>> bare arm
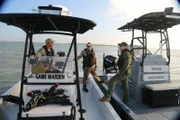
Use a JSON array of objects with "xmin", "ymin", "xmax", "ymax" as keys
[
  {"xmin": 74, "ymin": 50, "xmax": 84, "ymax": 60},
  {"xmin": 54, "ymin": 53, "xmax": 59, "ymax": 57},
  {"xmin": 36, "ymin": 53, "xmax": 41, "ymax": 56},
  {"xmin": 77, "ymin": 55, "xmax": 82, "ymax": 60}
]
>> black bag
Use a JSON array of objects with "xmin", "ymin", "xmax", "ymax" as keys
[{"xmin": 104, "ymin": 55, "xmax": 117, "ymax": 73}]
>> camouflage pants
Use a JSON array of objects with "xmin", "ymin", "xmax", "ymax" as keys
[
  {"xmin": 83, "ymin": 67, "xmax": 101, "ymax": 88},
  {"xmin": 106, "ymin": 72, "xmax": 129, "ymax": 103}
]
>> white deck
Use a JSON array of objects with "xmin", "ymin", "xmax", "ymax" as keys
[{"xmin": 81, "ymin": 82, "xmax": 106, "ymax": 120}]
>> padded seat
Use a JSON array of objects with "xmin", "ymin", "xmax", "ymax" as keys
[
  {"xmin": 145, "ymin": 83, "xmax": 179, "ymax": 91},
  {"xmin": 22, "ymin": 104, "xmax": 71, "ymax": 117}
]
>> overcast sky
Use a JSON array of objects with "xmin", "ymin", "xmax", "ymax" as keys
[{"xmin": 0, "ymin": 0, "xmax": 180, "ymax": 49}]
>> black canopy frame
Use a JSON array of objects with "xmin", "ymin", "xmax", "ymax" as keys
[
  {"xmin": 0, "ymin": 13, "xmax": 96, "ymax": 120},
  {"xmin": 0, "ymin": 13, "xmax": 95, "ymax": 34},
  {"xmin": 118, "ymin": 8, "xmax": 180, "ymax": 66}
]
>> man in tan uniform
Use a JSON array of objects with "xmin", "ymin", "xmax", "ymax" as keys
[
  {"xmin": 33, "ymin": 38, "xmax": 59, "ymax": 74},
  {"xmin": 36, "ymin": 38, "xmax": 59, "ymax": 56},
  {"xmin": 76, "ymin": 42, "xmax": 102, "ymax": 92}
]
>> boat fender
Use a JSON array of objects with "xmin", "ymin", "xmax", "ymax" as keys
[{"xmin": 1, "ymin": 95, "xmax": 23, "ymax": 105}]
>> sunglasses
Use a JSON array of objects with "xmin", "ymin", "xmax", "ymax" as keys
[{"xmin": 47, "ymin": 42, "xmax": 54, "ymax": 44}]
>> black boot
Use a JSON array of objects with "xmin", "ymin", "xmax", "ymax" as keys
[
  {"xmin": 83, "ymin": 83, "xmax": 88, "ymax": 92},
  {"xmin": 82, "ymin": 87, "xmax": 89, "ymax": 92}
]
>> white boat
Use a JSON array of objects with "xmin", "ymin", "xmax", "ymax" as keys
[
  {"xmin": 0, "ymin": 5, "xmax": 121, "ymax": 120},
  {"xmin": 102, "ymin": 7, "xmax": 180, "ymax": 120}
]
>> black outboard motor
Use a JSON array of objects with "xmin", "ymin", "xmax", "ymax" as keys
[
  {"xmin": 104, "ymin": 55, "xmax": 117, "ymax": 74},
  {"xmin": 57, "ymin": 51, "xmax": 65, "ymax": 57}
]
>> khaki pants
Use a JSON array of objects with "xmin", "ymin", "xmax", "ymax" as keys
[
  {"xmin": 106, "ymin": 72, "xmax": 129, "ymax": 103},
  {"xmin": 83, "ymin": 67, "xmax": 101, "ymax": 88}
]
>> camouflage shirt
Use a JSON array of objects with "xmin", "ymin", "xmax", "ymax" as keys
[{"xmin": 117, "ymin": 49, "xmax": 132, "ymax": 75}]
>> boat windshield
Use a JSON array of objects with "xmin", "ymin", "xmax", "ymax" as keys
[{"xmin": 27, "ymin": 56, "xmax": 73, "ymax": 80}]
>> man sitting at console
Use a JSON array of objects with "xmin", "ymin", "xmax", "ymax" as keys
[
  {"xmin": 36, "ymin": 38, "xmax": 59, "ymax": 56},
  {"xmin": 32, "ymin": 38, "xmax": 60, "ymax": 74}
]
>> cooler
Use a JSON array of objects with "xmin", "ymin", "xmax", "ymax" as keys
[{"xmin": 142, "ymin": 83, "xmax": 179, "ymax": 108}]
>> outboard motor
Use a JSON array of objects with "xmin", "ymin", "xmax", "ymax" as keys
[
  {"xmin": 104, "ymin": 55, "xmax": 117, "ymax": 74},
  {"xmin": 57, "ymin": 51, "xmax": 65, "ymax": 57}
]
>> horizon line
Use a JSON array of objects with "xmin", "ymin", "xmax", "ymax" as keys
[{"xmin": 0, "ymin": 40, "xmax": 180, "ymax": 50}]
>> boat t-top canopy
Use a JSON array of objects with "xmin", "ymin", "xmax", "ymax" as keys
[
  {"xmin": 117, "ymin": 8, "xmax": 180, "ymax": 66},
  {"xmin": 118, "ymin": 7, "xmax": 180, "ymax": 31},
  {"xmin": 0, "ymin": 13, "xmax": 96, "ymax": 34},
  {"xmin": 0, "ymin": 6, "xmax": 97, "ymax": 120}
]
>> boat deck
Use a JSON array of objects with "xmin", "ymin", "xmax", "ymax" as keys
[
  {"xmin": 100, "ymin": 75, "xmax": 180, "ymax": 120},
  {"xmin": 80, "ymin": 80, "xmax": 106, "ymax": 120},
  {"xmin": 79, "ymin": 75, "xmax": 121, "ymax": 120}
]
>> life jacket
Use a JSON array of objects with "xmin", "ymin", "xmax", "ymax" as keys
[
  {"xmin": 83, "ymin": 48, "xmax": 95, "ymax": 68},
  {"xmin": 117, "ymin": 49, "xmax": 132, "ymax": 72},
  {"xmin": 42, "ymin": 45, "xmax": 54, "ymax": 56}
]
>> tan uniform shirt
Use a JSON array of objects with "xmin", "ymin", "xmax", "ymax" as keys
[
  {"xmin": 37, "ymin": 47, "xmax": 46, "ymax": 56},
  {"xmin": 78, "ymin": 49, "xmax": 97, "ymax": 66},
  {"xmin": 37, "ymin": 47, "xmax": 55, "ymax": 56},
  {"xmin": 78, "ymin": 49, "xmax": 96, "ymax": 58}
]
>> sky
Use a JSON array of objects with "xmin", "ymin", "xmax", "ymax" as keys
[{"xmin": 0, "ymin": 0, "xmax": 180, "ymax": 49}]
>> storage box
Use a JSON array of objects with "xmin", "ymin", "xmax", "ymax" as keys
[{"xmin": 142, "ymin": 83, "xmax": 179, "ymax": 108}]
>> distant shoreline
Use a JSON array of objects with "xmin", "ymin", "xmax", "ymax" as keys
[{"xmin": 0, "ymin": 40, "xmax": 116, "ymax": 47}]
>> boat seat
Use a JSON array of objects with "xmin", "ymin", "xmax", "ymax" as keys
[
  {"xmin": 145, "ymin": 83, "xmax": 179, "ymax": 91},
  {"xmin": 143, "ymin": 55, "xmax": 167, "ymax": 65},
  {"xmin": 21, "ymin": 104, "xmax": 72, "ymax": 118}
]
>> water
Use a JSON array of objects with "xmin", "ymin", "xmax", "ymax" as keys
[{"xmin": 0, "ymin": 41, "xmax": 180, "ymax": 94}]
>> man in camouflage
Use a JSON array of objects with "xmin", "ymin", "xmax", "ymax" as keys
[{"xmin": 99, "ymin": 42, "xmax": 132, "ymax": 105}]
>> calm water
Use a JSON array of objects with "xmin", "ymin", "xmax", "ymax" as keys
[{"xmin": 0, "ymin": 41, "xmax": 180, "ymax": 94}]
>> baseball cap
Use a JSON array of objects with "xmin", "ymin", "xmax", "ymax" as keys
[
  {"xmin": 86, "ymin": 42, "xmax": 92, "ymax": 47},
  {"xmin": 45, "ymin": 38, "xmax": 55, "ymax": 44},
  {"xmin": 118, "ymin": 42, "xmax": 128, "ymax": 47}
]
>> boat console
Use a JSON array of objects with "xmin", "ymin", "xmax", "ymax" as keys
[{"xmin": 21, "ymin": 56, "xmax": 76, "ymax": 119}]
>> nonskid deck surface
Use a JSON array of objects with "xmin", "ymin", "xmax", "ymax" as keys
[
  {"xmin": 80, "ymin": 81, "xmax": 106, "ymax": 120},
  {"xmin": 102, "ymin": 77, "xmax": 180, "ymax": 120},
  {"xmin": 78, "ymin": 74, "xmax": 121, "ymax": 120}
]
